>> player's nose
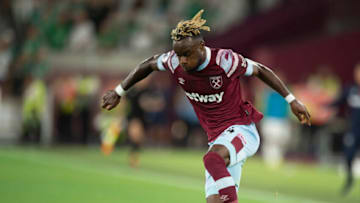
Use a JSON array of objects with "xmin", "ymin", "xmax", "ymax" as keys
[
  {"xmin": 180, "ymin": 56, "xmax": 187, "ymax": 64},
  {"xmin": 180, "ymin": 57, "xmax": 188, "ymax": 68}
]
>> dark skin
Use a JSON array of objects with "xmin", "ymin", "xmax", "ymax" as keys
[{"xmin": 102, "ymin": 36, "xmax": 311, "ymax": 203}]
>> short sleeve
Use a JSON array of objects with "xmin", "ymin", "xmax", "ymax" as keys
[
  {"xmin": 156, "ymin": 52, "xmax": 171, "ymax": 71},
  {"xmin": 244, "ymin": 58, "xmax": 257, "ymax": 76},
  {"xmin": 216, "ymin": 49, "xmax": 249, "ymax": 79}
]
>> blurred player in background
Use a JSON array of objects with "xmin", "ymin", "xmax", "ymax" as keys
[
  {"xmin": 101, "ymin": 10, "xmax": 311, "ymax": 203},
  {"xmin": 125, "ymin": 79, "xmax": 150, "ymax": 168},
  {"xmin": 331, "ymin": 63, "xmax": 360, "ymax": 195}
]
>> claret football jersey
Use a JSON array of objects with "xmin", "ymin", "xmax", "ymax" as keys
[{"xmin": 157, "ymin": 46, "xmax": 263, "ymax": 142}]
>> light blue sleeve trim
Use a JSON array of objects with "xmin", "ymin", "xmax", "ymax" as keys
[
  {"xmin": 244, "ymin": 58, "xmax": 256, "ymax": 76},
  {"xmin": 157, "ymin": 54, "xmax": 166, "ymax": 71}
]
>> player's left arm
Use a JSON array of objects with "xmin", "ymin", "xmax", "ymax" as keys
[{"xmin": 250, "ymin": 60, "xmax": 311, "ymax": 126}]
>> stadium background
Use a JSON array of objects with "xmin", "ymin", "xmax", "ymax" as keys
[{"xmin": 1, "ymin": 0, "xmax": 360, "ymax": 202}]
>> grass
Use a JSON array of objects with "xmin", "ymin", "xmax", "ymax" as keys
[{"xmin": 0, "ymin": 146, "xmax": 359, "ymax": 203}]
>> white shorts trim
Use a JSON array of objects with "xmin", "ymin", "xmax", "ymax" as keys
[{"xmin": 215, "ymin": 176, "xmax": 235, "ymax": 190}]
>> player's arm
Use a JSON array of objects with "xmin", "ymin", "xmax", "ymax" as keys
[
  {"xmin": 250, "ymin": 60, "xmax": 311, "ymax": 126},
  {"xmin": 102, "ymin": 55, "xmax": 161, "ymax": 110}
]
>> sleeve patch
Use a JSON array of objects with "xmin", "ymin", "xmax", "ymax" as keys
[
  {"xmin": 157, "ymin": 54, "xmax": 167, "ymax": 71},
  {"xmin": 227, "ymin": 52, "xmax": 239, "ymax": 77},
  {"xmin": 166, "ymin": 51, "xmax": 177, "ymax": 73},
  {"xmin": 216, "ymin": 49, "xmax": 234, "ymax": 74},
  {"xmin": 162, "ymin": 52, "xmax": 170, "ymax": 63},
  {"xmin": 170, "ymin": 54, "xmax": 179, "ymax": 73}
]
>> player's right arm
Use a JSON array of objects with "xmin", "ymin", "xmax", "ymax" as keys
[
  {"xmin": 101, "ymin": 54, "xmax": 162, "ymax": 110},
  {"xmin": 251, "ymin": 61, "xmax": 311, "ymax": 126},
  {"xmin": 216, "ymin": 49, "xmax": 311, "ymax": 126}
]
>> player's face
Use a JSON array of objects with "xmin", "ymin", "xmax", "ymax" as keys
[{"xmin": 173, "ymin": 38, "xmax": 205, "ymax": 72}]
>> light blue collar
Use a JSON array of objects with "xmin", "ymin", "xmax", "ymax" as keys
[{"xmin": 196, "ymin": 46, "xmax": 211, "ymax": 71}]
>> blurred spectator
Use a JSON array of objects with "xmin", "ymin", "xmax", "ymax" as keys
[
  {"xmin": 293, "ymin": 68, "xmax": 339, "ymax": 158},
  {"xmin": 42, "ymin": 5, "xmax": 72, "ymax": 51},
  {"xmin": 54, "ymin": 76, "xmax": 77, "ymax": 143},
  {"xmin": 125, "ymin": 78, "xmax": 150, "ymax": 167},
  {"xmin": 172, "ymin": 88, "xmax": 205, "ymax": 148},
  {"xmin": 97, "ymin": 11, "xmax": 123, "ymax": 51},
  {"xmin": 21, "ymin": 77, "xmax": 47, "ymax": 143},
  {"xmin": 315, "ymin": 65, "xmax": 340, "ymax": 98},
  {"xmin": 11, "ymin": 23, "xmax": 48, "ymax": 95},
  {"xmin": 95, "ymin": 98, "xmax": 126, "ymax": 155},
  {"xmin": 330, "ymin": 63, "xmax": 360, "ymax": 195},
  {"xmin": 53, "ymin": 74, "xmax": 100, "ymax": 144},
  {"xmin": 138, "ymin": 74, "xmax": 172, "ymax": 145},
  {"xmin": 68, "ymin": 7, "xmax": 96, "ymax": 52},
  {"xmin": 85, "ymin": 0, "xmax": 117, "ymax": 34},
  {"xmin": 260, "ymin": 85, "xmax": 291, "ymax": 169},
  {"xmin": 0, "ymin": 30, "xmax": 13, "ymax": 82},
  {"xmin": 12, "ymin": 0, "xmax": 36, "ymax": 24},
  {"xmin": 73, "ymin": 75, "xmax": 100, "ymax": 144}
]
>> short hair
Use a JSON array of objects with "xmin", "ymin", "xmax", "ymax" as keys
[{"xmin": 171, "ymin": 9, "xmax": 210, "ymax": 41}]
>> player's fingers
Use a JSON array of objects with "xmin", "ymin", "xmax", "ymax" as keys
[
  {"xmin": 106, "ymin": 103, "xmax": 116, "ymax": 110},
  {"xmin": 296, "ymin": 112, "xmax": 303, "ymax": 122},
  {"xmin": 103, "ymin": 104, "xmax": 110, "ymax": 110},
  {"xmin": 307, "ymin": 119, "xmax": 311, "ymax": 126},
  {"xmin": 103, "ymin": 100, "xmax": 113, "ymax": 110},
  {"xmin": 101, "ymin": 100, "xmax": 109, "ymax": 108},
  {"xmin": 300, "ymin": 117, "xmax": 306, "ymax": 124},
  {"xmin": 299, "ymin": 112, "xmax": 311, "ymax": 126},
  {"xmin": 110, "ymin": 102, "xmax": 118, "ymax": 109},
  {"xmin": 299, "ymin": 113, "xmax": 307, "ymax": 124},
  {"xmin": 102, "ymin": 93, "xmax": 109, "ymax": 100}
]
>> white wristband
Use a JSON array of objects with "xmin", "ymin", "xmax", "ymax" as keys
[
  {"xmin": 115, "ymin": 84, "xmax": 126, "ymax": 97},
  {"xmin": 285, "ymin": 94, "xmax": 296, "ymax": 103}
]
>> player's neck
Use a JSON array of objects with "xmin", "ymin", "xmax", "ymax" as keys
[
  {"xmin": 196, "ymin": 47, "xmax": 207, "ymax": 69},
  {"xmin": 200, "ymin": 47, "xmax": 207, "ymax": 65}
]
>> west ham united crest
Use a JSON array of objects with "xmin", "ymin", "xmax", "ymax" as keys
[{"xmin": 209, "ymin": 76, "xmax": 223, "ymax": 89}]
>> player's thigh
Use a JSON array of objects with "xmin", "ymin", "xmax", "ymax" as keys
[
  {"xmin": 208, "ymin": 144, "xmax": 231, "ymax": 166},
  {"xmin": 211, "ymin": 124, "xmax": 260, "ymax": 167}
]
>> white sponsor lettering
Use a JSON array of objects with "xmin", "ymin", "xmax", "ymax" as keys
[{"xmin": 185, "ymin": 91, "xmax": 224, "ymax": 103}]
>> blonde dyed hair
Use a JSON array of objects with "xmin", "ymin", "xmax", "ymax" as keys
[{"xmin": 171, "ymin": 9, "xmax": 210, "ymax": 41}]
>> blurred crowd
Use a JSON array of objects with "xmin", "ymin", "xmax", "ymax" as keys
[
  {"xmin": 0, "ymin": 0, "xmax": 288, "ymax": 97},
  {"xmin": 0, "ymin": 0, "xmax": 282, "ymax": 148},
  {"xmin": 1, "ymin": 0, "xmax": 269, "ymax": 96}
]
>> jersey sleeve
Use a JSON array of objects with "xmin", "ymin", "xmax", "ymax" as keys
[
  {"xmin": 216, "ymin": 49, "xmax": 254, "ymax": 79},
  {"xmin": 156, "ymin": 52, "xmax": 170, "ymax": 71},
  {"xmin": 156, "ymin": 50, "xmax": 178, "ymax": 73}
]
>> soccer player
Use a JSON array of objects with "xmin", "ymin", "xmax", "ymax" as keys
[
  {"xmin": 331, "ymin": 63, "xmax": 360, "ymax": 195},
  {"xmin": 102, "ymin": 10, "xmax": 311, "ymax": 203}
]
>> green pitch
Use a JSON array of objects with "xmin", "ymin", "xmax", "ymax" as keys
[{"xmin": 0, "ymin": 146, "xmax": 359, "ymax": 203}]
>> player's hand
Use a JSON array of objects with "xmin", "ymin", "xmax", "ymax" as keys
[
  {"xmin": 290, "ymin": 100, "xmax": 311, "ymax": 126},
  {"xmin": 102, "ymin": 90, "xmax": 121, "ymax": 110}
]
